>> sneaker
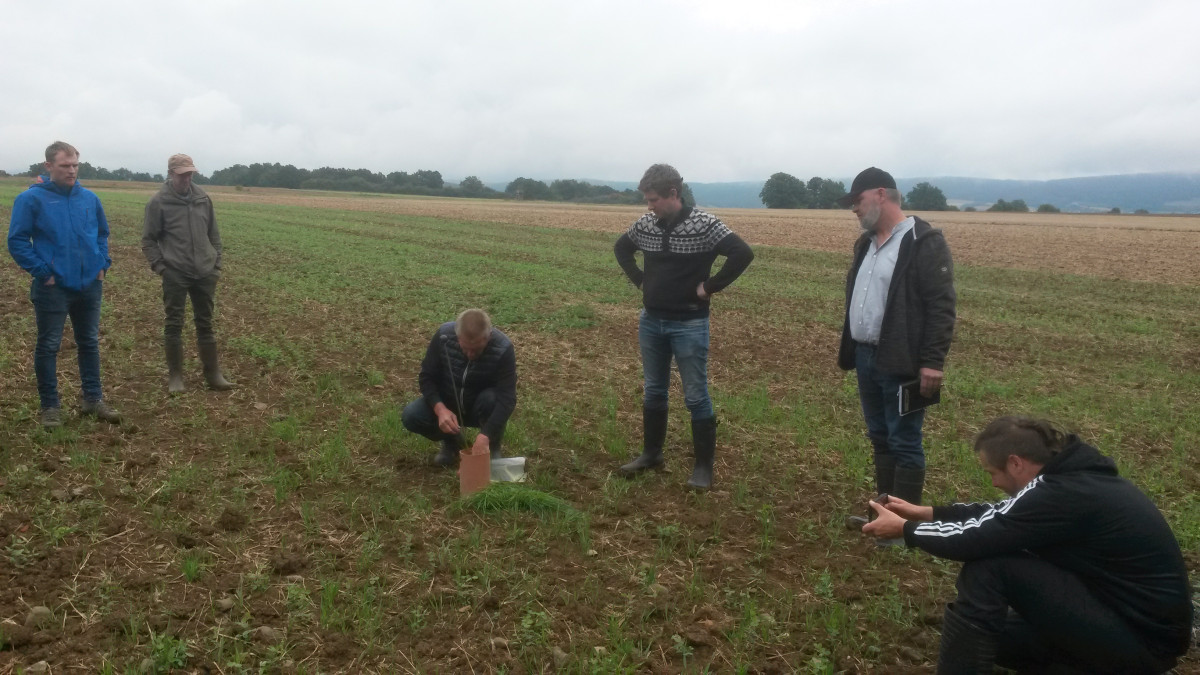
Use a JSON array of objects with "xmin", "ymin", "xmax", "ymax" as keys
[
  {"xmin": 40, "ymin": 407, "xmax": 63, "ymax": 429},
  {"xmin": 80, "ymin": 399, "xmax": 122, "ymax": 424}
]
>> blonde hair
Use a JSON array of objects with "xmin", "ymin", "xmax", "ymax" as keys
[
  {"xmin": 45, "ymin": 141, "xmax": 79, "ymax": 162},
  {"xmin": 454, "ymin": 309, "xmax": 492, "ymax": 340}
]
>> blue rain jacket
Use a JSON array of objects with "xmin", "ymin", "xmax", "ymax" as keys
[{"xmin": 7, "ymin": 177, "xmax": 111, "ymax": 291}]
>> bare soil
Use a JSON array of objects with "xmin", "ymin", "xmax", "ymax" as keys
[{"xmin": 2, "ymin": 186, "xmax": 1196, "ymax": 673}]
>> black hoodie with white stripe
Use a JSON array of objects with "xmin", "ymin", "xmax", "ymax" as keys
[{"xmin": 905, "ymin": 437, "xmax": 1192, "ymax": 656}]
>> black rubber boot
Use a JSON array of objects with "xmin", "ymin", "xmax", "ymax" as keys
[
  {"xmin": 873, "ymin": 452, "xmax": 897, "ymax": 500},
  {"xmin": 489, "ymin": 437, "xmax": 503, "ymax": 460},
  {"xmin": 165, "ymin": 337, "xmax": 186, "ymax": 394},
  {"xmin": 619, "ymin": 407, "xmax": 668, "ymax": 476},
  {"xmin": 198, "ymin": 341, "xmax": 234, "ymax": 391},
  {"xmin": 433, "ymin": 435, "xmax": 463, "ymax": 467},
  {"xmin": 937, "ymin": 604, "xmax": 997, "ymax": 674},
  {"xmin": 894, "ymin": 466, "xmax": 926, "ymax": 506},
  {"xmin": 686, "ymin": 417, "xmax": 717, "ymax": 490}
]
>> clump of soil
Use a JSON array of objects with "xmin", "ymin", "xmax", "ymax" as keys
[
  {"xmin": 217, "ymin": 507, "xmax": 248, "ymax": 532},
  {"xmin": 269, "ymin": 549, "xmax": 306, "ymax": 575}
]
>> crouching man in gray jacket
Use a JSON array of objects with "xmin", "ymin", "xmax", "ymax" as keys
[{"xmin": 142, "ymin": 154, "xmax": 233, "ymax": 394}]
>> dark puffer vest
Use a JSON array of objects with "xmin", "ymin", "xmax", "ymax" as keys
[{"xmin": 418, "ymin": 322, "xmax": 517, "ymax": 438}]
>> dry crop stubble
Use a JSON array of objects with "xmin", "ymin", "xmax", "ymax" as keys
[
  {"xmin": 173, "ymin": 184, "xmax": 1200, "ymax": 285},
  {"xmin": 81, "ymin": 180, "xmax": 1200, "ymax": 284}
]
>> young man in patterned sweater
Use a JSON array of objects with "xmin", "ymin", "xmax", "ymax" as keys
[{"xmin": 614, "ymin": 164, "xmax": 753, "ymax": 489}]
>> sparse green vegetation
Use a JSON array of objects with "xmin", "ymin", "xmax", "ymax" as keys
[{"xmin": 0, "ymin": 181, "xmax": 1195, "ymax": 672}]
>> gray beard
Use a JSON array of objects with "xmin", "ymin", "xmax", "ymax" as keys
[{"xmin": 858, "ymin": 208, "xmax": 880, "ymax": 232}]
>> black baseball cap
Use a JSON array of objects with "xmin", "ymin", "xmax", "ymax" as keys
[{"xmin": 836, "ymin": 167, "xmax": 897, "ymax": 207}]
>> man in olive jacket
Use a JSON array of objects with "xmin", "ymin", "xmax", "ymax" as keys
[
  {"xmin": 836, "ymin": 167, "xmax": 955, "ymax": 519},
  {"xmin": 142, "ymin": 154, "xmax": 233, "ymax": 393}
]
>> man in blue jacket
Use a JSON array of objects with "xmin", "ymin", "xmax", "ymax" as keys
[
  {"xmin": 7, "ymin": 141, "xmax": 121, "ymax": 428},
  {"xmin": 864, "ymin": 416, "xmax": 1193, "ymax": 674}
]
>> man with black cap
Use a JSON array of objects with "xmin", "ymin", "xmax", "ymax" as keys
[
  {"xmin": 836, "ymin": 167, "xmax": 955, "ymax": 536},
  {"xmin": 142, "ymin": 153, "xmax": 234, "ymax": 394}
]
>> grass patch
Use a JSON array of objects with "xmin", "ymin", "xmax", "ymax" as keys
[{"xmin": 452, "ymin": 482, "xmax": 580, "ymax": 518}]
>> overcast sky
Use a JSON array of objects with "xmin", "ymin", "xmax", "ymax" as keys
[{"xmin": 3, "ymin": 0, "xmax": 1197, "ymax": 183}]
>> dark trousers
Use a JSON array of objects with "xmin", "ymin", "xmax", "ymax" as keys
[
  {"xmin": 30, "ymin": 278, "xmax": 104, "ymax": 409},
  {"xmin": 855, "ymin": 343, "xmax": 926, "ymax": 469},
  {"xmin": 162, "ymin": 268, "xmax": 219, "ymax": 344},
  {"xmin": 401, "ymin": 389, "xmax": 506, "ymax": 446},
  {"xmin": 951, "ymin": 553, "xmax": 1175, "ymax": 674}
]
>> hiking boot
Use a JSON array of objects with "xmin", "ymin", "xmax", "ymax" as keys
[
  {"xmin": 199, "ymin": 342, "xmax": 234, "ymax": 391},
  {"xmin": 40, "ymin": 407, "xmax": 63, "ymax": 429},
  {"xmin": 686, "ymin": 417, "xmax": 718, "ymax": 490},
  {"xmin": 80, "ymin": 399, "xmax": 121, "ymax": 424},
  {"xmin": 619, "ymin": 406, "xmax": 668, "ymax": 476}
]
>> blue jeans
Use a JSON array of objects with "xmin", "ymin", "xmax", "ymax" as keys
[
  {"xmin": 855, "ymin": 343, "xmax": 925, "ymax": 469},
  {"xmin": 30, "ymin": 278, "xmax": 104, "ymax": 409},
  {"xmin": 639, "ymin": 311, "xmax": 713, "ymax": 420}
]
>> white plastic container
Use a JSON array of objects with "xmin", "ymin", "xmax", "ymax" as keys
[{"xmin": 490, "ymin": 457, "xmax": 526, "ymax": 482}]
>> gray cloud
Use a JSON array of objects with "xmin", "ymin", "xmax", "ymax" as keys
[{"xmin": 3, "ymin": 0, "xmax": 1197, "ymax": 182}]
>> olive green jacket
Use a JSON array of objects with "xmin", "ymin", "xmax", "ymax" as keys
[{"xmin": 141, "ymin": 182, "xmax": 222, "ymax": 278}]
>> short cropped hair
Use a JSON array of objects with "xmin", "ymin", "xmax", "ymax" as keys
[
  {"xmin": 455, "ymin": 308, "xmax": 492, "ymax": 340},
  {"xmin": 45, "ymin": 141, "xmax": 79, "ymax": 162},
  {"xmin": 638, "ymin": 164, "xmax": 683, "ymax": 199},
  {"xmin": 974, "ymin": 416, "xmax": 1067, "ymax": 468},
  {"xmin": 884, "ymin": 188, "xmax": 902, "ymax": 205}
]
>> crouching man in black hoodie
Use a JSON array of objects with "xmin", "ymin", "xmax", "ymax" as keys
[{"xmin": 864, "ymin": 416, "xmax": 1192, "ymax": 674}]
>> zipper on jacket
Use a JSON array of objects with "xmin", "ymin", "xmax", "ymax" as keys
[{"xmin": 458, "ymin": 362, "xmax": 470, "ymax": 415}]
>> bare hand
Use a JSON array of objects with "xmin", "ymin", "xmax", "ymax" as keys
[
  {"xmin": 97, "ymin": 269, "xmax": 105, "ymax": 281},
  {"xmin": 696, "ymin": 282, "xmax": 709, "ymax": 300},
  {"xmin": 919, "ymin": 367, "xmax": 943, "ymax": 399},
  {"xmin": 862, "ymin": 501, "xmax": 907, "ymax": 539},
  {"xmin": 472, "ymin": 433, "xmax": 490, "ymax": 455},
  {"xmin": 879, "ymin": 495, "xmax": 934, "ymax": 522},
  {"xmin": 44, "ymin": 277, "xmax": 56, "ymax": 286},
  {"xmin": 434, "ymin": 403, "xmax": 460, "ymax": 435}
]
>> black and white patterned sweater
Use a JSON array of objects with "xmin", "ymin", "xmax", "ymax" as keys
[{"xmin": 614, "ymin": 206, "xmax": 753, "ymax": 320}]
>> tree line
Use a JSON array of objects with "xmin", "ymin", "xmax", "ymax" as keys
[
  {"xmin": 16, "ymin": 160, "xmax": 1109, "ymax": 213},
  {"xmin": 25, "ymin": 161, "xmax": 164, "ymax": 184},
  {"xmin": 18, "ymin": 160, "xmax": 681, "ymax": 206},
  {"xmin": 759, "ymin": 172, "xmax": 1083, "ymax": 213}
]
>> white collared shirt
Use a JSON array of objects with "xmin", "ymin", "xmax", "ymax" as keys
[{"xmin": 849, "ymin": 216, "xmax": 915, "ymax": 344}]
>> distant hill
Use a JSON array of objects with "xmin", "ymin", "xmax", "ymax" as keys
[
  {"xmin": 476, "ymin": 172, "xmax": 1200, "ymax": 213},
  {"xmin": 897, "ymin": 173, "xmax": 1200, "ymax": 214}
]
